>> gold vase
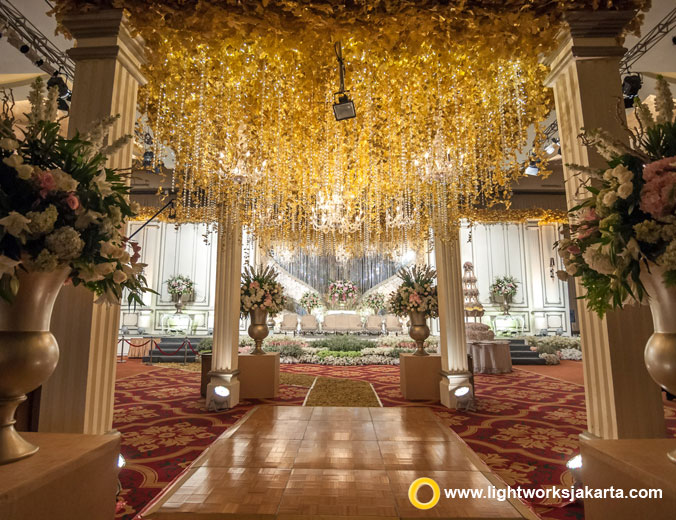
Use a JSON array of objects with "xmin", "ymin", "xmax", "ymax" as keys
[
  {"xmin": 248, "ymin": 308, "xmax": 269, "ymax": 355},
  {"xmin": 0, "ymin": 267, "xmax": 68, "ymax": 465},
  {"xmin": 640, "ymin": 264, "xmax": 676, "ymax": 464},
  {"xmin": 408, "ymin": 310, "xmax": 430, "ymax": 356}
]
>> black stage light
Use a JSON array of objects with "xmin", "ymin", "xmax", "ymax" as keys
[
  {"xmin": 622, "ymin": 74, "xmax": 642, "ymax": 108},
  {"xmin": 333, "ymin": 93, "xmax": 356, "ymax": 121},
  {"xmin": 332, "ymin": 41, "xmax": 356, "ymax": 121},
  {"xmin": 19, "ymin": 44, "xmax": 29, "ymax": 53}
]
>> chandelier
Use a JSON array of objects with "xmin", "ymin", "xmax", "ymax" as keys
[{"xmin": 310, "ymin": 189, "xmax": 364, "ymax": 234}]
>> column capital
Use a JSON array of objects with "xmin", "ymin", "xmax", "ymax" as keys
[
  {"xmin": 543, "ymin": 10, "xmax": 636, "ymax": 87},
  {"xmin": 62, "ymin": 8, "xmax": 146, "ymax": 86}
]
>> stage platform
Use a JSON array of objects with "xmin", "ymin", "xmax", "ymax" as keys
[{"xmin": 142, "ymin": 406, "xmax": 538, "ymax": 519}]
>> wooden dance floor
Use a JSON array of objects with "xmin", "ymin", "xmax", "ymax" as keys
[{"xmin": 144, "ymin": 406, "xmax": 538, "ymax": 519}]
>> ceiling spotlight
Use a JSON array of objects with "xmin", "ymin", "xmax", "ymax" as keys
[
  {"xmin": 525, "ymin": 161, "xmax": 539, "ymax": 176},
  {"xmin": 34, "ymin": 58, "xmax": 44, "ymax": 67},
  {"xmin": 143, "ymin": 150, "xmax": 154, "ymax": 167},
  {"xmin": 47, "ymin": 74, "xmax": 72, "ymax": 112},
  {"xmin": 545, "ymin": 138, "xmax": 560, "ymax": 156},
  {"xmin": 332, "ymin": 41, "xmax": 356, "ymax": 121},
  {"xmin": 19, "ymin": 44, "xmax": 29, "ymax": 54},
  {"xmin": 622, "ymin": 74, "xmax": 642, "ymax": 109}
]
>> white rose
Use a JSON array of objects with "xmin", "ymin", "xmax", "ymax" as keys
[
  {"xmin": 617, "ymin": 182, "xmax": 633, "ymax": 200},
  {"xmin": 0, "ymin": 138, "xmax": 19, "ymax": 151},
  {"xmin": 610, "ymin": 164, "xmax": 634, "ymax": 184},
  {"xmin": 113, "ymin": 270, "xmax": 128, "ymax": 284},
  {"xmin": 0, "ymin": 211, "xmax": 31, "ymax": 238}
]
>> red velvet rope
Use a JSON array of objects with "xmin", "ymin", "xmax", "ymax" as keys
[
  {"xmin": 153, "ymin": 339, "xmax": 197, "ymax": 356},
  {"xmin": 118, "ymin": 338, "xmax": 197, "ymax": 356}
]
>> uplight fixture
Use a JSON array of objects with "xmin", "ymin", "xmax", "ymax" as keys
[
  {"xmin": 452, "ymin": 385, "xmax": 475, "ymax": 411},
  {"xmin": 207, "ymin": 385, "xmax": 231, "ymax": 411},
  {"xmin": 117, "ymin": 454, "xmax": 126, "ymax": 468},
  {"xmin": 332, "ymin": 41, "xmax": 356, "ymax": 121}
]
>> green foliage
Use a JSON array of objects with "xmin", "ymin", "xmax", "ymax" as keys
[
  {"xmin": 197, "ymin": 337, "xmax": 213, "ymax": 352},
  {"xmin": 316, "ymin": 349, "xmax": 363, "ymax": 359},
  {"xmin": 311, "ymin": 335, "xmax": 373, "ymax": 352}
]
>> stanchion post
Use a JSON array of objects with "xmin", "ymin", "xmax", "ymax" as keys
[
  {"xmin": 118, "ymin": 335, "xmax": 126, "ymax": 364},
  {"xmin": 183, "ymin": 336, "xmax": 188, "ymax": 365}
]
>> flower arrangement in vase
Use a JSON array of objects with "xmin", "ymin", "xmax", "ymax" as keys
[
  {"xmin": 388, "ymin": 264, "xmax": 438, "ymax": 355},
  {"xmin": 489, "ymin": 275, "xmax": 519, "ymax": 314},
  {"xmin": 555, "ymin": 75, "xmax": 676, "ymax": 433},
  {"xmin": 327, "ymin": 279, "xmax": 358, "ymax": 308},
  {"xmin": 165, "ymin": 274, "xmax": 194, "ymax": 312},
  {"xmin": 299, "ymin": 291, "xmax": 322, "ymax": 314},
  {"xmin": 362, "ymin": 292, "xmax": 386, "ymax": 314},
  {"xmin": 240, "ymin": 264, "xmax": 286, "ymax": 354},
  {"xmin": 0, "ymin": 78, "xmax": 153, "ymax": 464}
]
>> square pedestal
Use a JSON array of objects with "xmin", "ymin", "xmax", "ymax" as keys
[
  {"xmin": 580, "ymin": 438, "xmax": 676, "ymax": 520},
  {"xmin": 239, "ymin": 352, "xmax": 280, "ymax": 399},
  {"xmin": 399, "ymin": 353, "xmax": 441, "ymax": 401},
  {"xmin": 0, "ymin": 432, "xmax": 120, "ymax": 520}
]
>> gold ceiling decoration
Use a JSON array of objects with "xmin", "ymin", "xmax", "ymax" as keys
[{"xmin": 52, "ymin": 0, "xmax": 648, "ymax": 256}]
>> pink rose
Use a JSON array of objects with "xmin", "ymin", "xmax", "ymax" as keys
[
  {"xmin": 577, "ymin": 225, "xmax": 597, "ymax": 239},
  {"xmin": 65, "ymin": 193, "xmax": 80, "ymax": 210},
  {"xmin": 640, "ymin": 160, "xmax": 676, "ymax": 219},
  {"xmin": 567, "ymin": 244, "xmax": 581, "ymax": 255},
  {"xmin": 38, "ymin": 171, "xmax": 56, "ymax": 198}
]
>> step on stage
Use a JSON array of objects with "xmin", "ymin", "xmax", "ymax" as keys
[{"xmin": 143, "ymin": 406, "xmax": 538, "ymax": 519}]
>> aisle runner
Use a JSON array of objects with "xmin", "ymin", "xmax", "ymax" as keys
[
  {"xmin": 114, "ymin": 364, "xmax": 676, "ymax": 520},
  {"xmin": 303, "ymin": 376, "xmax": 381, "ymax": 407}
]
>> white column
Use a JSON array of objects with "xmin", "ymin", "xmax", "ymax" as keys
[
  {"xmin": 206, "ymin": 221, "xmax": 242, "ymax": 407},
  {"xmin": 39, "ymin": 9, "xmax": 145, "ymax": 434},
  {"xmin": 543, "ymin": 11, "xmax": 665, "ymax": 439},
  {"xmin": 435, "ymin": 230, "xmax": 471, "ymax": 408}
]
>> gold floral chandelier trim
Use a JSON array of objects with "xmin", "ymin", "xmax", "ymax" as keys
[{"xmin": 52, "ymin": 1, "xmax": 646, "ymax": 257}]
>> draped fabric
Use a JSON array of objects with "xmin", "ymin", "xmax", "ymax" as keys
[{"xmin": 270, "ymin": 251, "xmax": 406, "ymax": 296}]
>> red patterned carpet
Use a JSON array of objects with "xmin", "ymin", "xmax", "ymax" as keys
[{"xmin": 114, "ymin": 363, "xmax": 676, "ymax": 520}]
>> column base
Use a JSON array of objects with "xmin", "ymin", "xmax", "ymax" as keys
[
  {"xmin": 239, "ymin": 353, "xmax": 280, "ymax": 399},
  {"xmin": 439, "ymin": 371, "xmax": 473, "ymax": 409},
  {"xmin": 206, "ymin": 370, "xmax": 240, "ymax": 409},
  {"xmin": 399, "ymin": 353, "xmax": 441, "ymax": 401}
]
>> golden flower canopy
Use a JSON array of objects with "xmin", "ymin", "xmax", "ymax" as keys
[{"xmin": 52, "ymin": 0, "xmax": 649, "ymax": 256}]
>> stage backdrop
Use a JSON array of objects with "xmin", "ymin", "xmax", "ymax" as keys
[{"xmin": 119, "ymin": 221, "xmax": 571, "ymax": 336}]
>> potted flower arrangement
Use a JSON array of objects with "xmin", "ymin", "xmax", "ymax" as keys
[
  {"xmin": 362, "ymin": 292, "xmax": 386, "ymax": 314},
  {"xmin": 240, "ymin": 264, "xmax": 286, "ymax": 354},
  {"xmin": 388, "ymin": 264, "xmax": 438, "ymax": 356},
  {"xmin": 327, "ymin": 279, "xmax": 358, "ymax": 308},
  {"xmin": 489, "ymin": 275, "xmax": 519, "ymax": 314},
  {"xmin": 299, "ymin": 291, "xmax": 322, "ymax": 314},
  {"xmin": 0, "ymin": 78, "xmax": 152, "ymax": 463},
  {"xmin": 555, "ymin": 75, "xmax": 676, "ymax": 418},
  {"xmin": 165, "ymin": 274, "xmax": 194, "ymax": 312}
]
